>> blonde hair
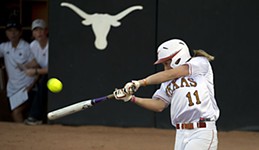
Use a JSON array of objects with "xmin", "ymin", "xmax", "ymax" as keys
[{"xmin": 193, "ymin": 49, "xmax": 215, "ymax": 61}]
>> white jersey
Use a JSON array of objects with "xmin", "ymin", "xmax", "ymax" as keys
[
  {"xmin": 153, "ymin": 57, "xmax": 220, "ymax": 127},
  {"xmin": 0, "ymin": 39, "xmax": 35, "ymax": 97},
  {"xmin": 30, "ymin": 40, "xmax": 48, "ymax": 68}
]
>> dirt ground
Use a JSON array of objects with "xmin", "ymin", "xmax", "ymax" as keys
[{"xmin": 0, "ymin": 121, "xmax": 259, "ymax": 150}]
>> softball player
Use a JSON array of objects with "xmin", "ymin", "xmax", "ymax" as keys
[{"xmin": 114, "ymin": 39, "xmax": 220, "ymax": 150}]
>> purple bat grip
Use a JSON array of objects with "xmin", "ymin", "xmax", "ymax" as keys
[
  {"xmin": 91, "ymin": 94, "xmax": 114, "ymax": 105},
  {"xmin": 92, "ymin": 96, "xmax": 107, "ymax": 104}
]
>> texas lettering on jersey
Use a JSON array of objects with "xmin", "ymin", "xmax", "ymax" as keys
[
  {"xmin": 166, "ymin": 77, "xmax": 197, "ymax": 95},
  {"xmin": 166, "ymin": 77, "xmax": 201, "ymax": 107}
]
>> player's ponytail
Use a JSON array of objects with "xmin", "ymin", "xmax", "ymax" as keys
[{"xmin": 193, "ymin": 49, "xmax": 215, "ymax": 61}]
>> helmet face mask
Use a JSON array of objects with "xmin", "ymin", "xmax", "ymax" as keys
[{"xmin": 154, "ymin": 39, "xmax": 191, "ymax": 68}]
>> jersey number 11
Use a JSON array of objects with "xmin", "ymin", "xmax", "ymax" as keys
[{"xmin": 186, "ymin": 90, "xmax": 201, "ymax": 106}]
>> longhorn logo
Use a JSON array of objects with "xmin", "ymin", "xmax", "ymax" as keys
[{"xmin": 61, "ymin": 2, "xmax": 143, "ymax": 50}]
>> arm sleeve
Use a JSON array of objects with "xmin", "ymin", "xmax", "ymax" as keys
[
  {"xmin": 27, "ymin": 46, "xmax": 35, "ymax": 62},
  {"xmin": 152, "ymin": 82, "xmax": 172, "ymax": 107},
  {"xmin": 29, "ymin": 41, "xmax": 37, "ymax": 58},
  {"xmin": 0, "ymin": 44, "xmax": 4, "ymax": 57}
]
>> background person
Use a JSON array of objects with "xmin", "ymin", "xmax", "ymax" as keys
[
  {"xmin": 114, "ymin": 39, "xmax": 220, "ymax": 150},
  {"xmin": 24, "ymin": 19, "xmax": 49, "ymax": 125},
  {"xmin": 0, "ymin": 20, "xmax": 36, "ymax": 122}
]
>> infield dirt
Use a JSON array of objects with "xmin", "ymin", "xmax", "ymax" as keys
[{"xmin": 0, "ymin": 122, "xmax": 258, "ymax": 150}]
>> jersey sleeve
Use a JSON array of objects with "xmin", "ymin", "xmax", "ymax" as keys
[
  {"xmin": 20, "ymin": 41, "xmax": 34, "ymax": 64},
  {"xmin": 0, "ymin": 43, "xmax": 4, "ymax": 57},
  {"xmin": 29, "ymin": 40, "xmax": 37, "ymax": 58},
  {"xmin": 26, "ymin": 45, "xmax": 34, "ymax": 62},
  {"xmin": 187, "ymin": 57, "xmax": 209, "ymax": 76},
  {"xmin": 152, "ymin": 82, "xmax": 172, "ymax": 106}
]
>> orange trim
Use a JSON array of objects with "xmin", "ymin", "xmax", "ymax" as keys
[
  {"xmin": 142, "ymin": 79, "xmax": 147, "ymax": 86},
  {"xmin": 154, "ymin": 49, "xmax": 181, "ymax": 64}
]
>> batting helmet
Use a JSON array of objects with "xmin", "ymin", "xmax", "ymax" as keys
[{"xmin": 154, "ymin": 39, "xmax": 191, "ymax": 68}]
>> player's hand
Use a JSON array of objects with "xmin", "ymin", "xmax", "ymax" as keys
[
  {"xmin": 24, "ymin": 68, "xmax": 38, "ymax": 77},
  {"xmin": 113, "ymin": 88, "xmax": 133, "ymax": 102},
  {"xmin": 124, "ymin": 80, "xmax": 140, "ymax": 94}
]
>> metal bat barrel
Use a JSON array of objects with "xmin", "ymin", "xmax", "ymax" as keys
[{"xmin": 47, "ymin": 100, "xmax": 93, "ymax": 120}]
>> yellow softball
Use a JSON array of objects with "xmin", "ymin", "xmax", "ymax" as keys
[{"xmin": 47, "ymin": 78, "xmax": 63, "ymax": 93}]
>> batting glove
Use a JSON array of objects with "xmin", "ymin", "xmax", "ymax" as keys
[
  {"xmin": 113, "ymin": 88, "xmax": 133, "ymax": 102},
  {"xmin": 124, "ymin": 80, "xmax": 140, "ymax": 94}
]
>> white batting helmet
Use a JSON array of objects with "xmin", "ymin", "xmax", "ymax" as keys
[{"xmin": 154, "ymin": 39, "xmax": 191, "ymax": 68}]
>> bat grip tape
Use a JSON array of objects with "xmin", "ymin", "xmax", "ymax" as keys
[{"xmin": 92, "ymin": 96, "xmax": 107, "ymax": 104}]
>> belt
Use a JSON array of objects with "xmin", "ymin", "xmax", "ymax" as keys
[{"xmin": 176, "ymin": 122, "xmax": 207, "ymax": 130}]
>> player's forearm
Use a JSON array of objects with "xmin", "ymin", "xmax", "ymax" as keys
[
  {"xmin": 25, "ymin": 58, "xmax": 39, "ymax": 68},
  {"xmin": 133, "ymin": 97, "xmax": 166, "ymax": 112},
  {"xmin": 146, "ymin": 71, "xmax": 173, "ymax": 85},
  {"xmin": 36, "ymin": 67, "xmax": 48, "ymax": 75},
  {"xmin": 138, "ymin": 65, "xmax": 189, "ymax": 86},
  {"xmin": 137, "ymin": 70, "xmax": 176, "ymax": 87}
]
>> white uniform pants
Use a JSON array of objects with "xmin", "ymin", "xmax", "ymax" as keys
[{"xmin": 174, "ymin": 122, "xmax": 218, "ymax": 150}]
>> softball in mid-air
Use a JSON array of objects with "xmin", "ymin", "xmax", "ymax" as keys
[{"xmin": 47, "ymin": 78, "xmax": 63, "ymax": 93}]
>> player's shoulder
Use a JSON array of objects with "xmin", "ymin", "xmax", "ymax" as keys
[
  {"xmin": 19, "ymin": 39, "xmax": 29, "ymax": 45},
  {"xmin": 30, "ymin": 40, "xmax": 38, "ymax": 47},
  {"xmin": 0, "ymin": 41, "xmax": 11, "ymax": 48},
  {"xmin": 0, "ymin": 42, "xmax": 12, "ymax": 54},
  {"xmin": 18, "ymin": 39, "xmax": 30, "ymax": 48},
  {"xmin": 187, "ymin": 56, "xmax": 211, "ymax": 74},
  {"xmin": 189, "ymin": 56, "xmax": 209, "ymax": 65},
  {"xmin": 190, "ymin": 56, "xmax": 208, "ymax": 61}
]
